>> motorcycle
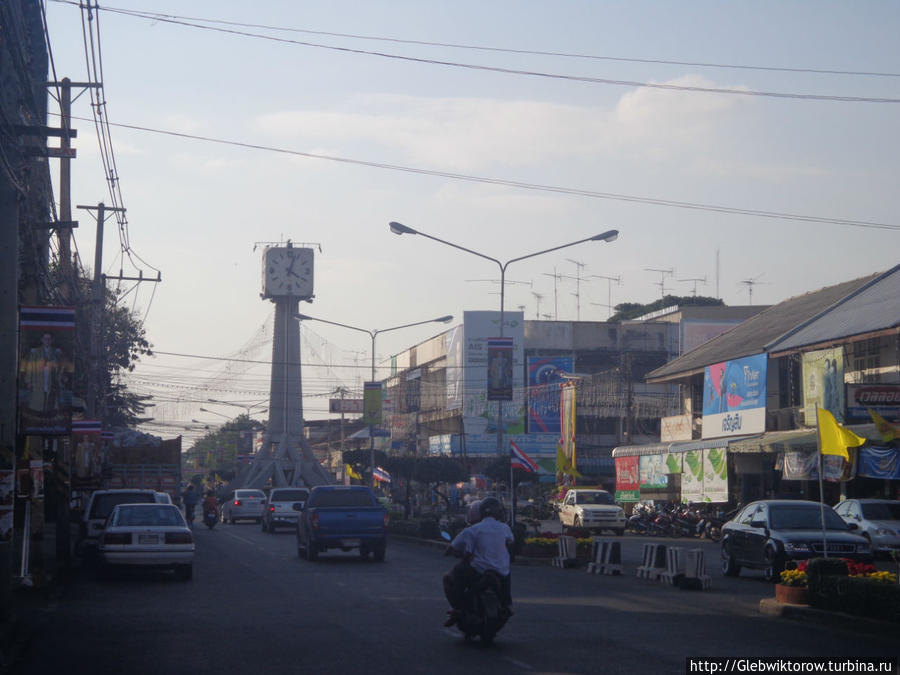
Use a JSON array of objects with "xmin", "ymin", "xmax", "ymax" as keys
[
  {"xmin": 442, "ymin": 532, "xmax": 511, "ymax": 645},
  {"xmin": 204, "ymin": 508, "xmax": 218, "ymax": 530}
]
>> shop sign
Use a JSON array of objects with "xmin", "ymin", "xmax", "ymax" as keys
[
  {"xmin": 702, "ymin": 354, "xmax": 767, "ymax": 439},
  {"xmin": 615, "ymin": 456, "xmax": 640, "ymax": 502},
  {"xmin": 846, "ymin": 384, "xmax": 900, "ymax": 423}
]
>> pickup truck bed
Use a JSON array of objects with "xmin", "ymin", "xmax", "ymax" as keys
[{"xmin": 296, "ymin": 486, "xmax": 388, "ymax": 561}]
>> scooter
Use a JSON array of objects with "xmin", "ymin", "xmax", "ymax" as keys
[{"xmin": 204, "ymin": 508, "xmax": 218, "ymax": 530}]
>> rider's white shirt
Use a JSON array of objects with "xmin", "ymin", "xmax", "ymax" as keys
[{"xmin": 451, "ymin": 516, "xmax": 514, "ymax": 576}]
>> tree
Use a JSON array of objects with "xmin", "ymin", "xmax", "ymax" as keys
[
  {"xmin": 189, "ymin": 415, "xmax": 265, "ymax": 476},
  {"xmin": 609, "ymin": 295, "xmax": 723, "ymax": 322}
]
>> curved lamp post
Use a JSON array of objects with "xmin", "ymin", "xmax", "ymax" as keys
[
  {"xmin": 389, "ymin": 221, "xmax": 618, "ymax": 523},
  {"xmin": 294, "ymin": 312, "xmax": 453, "ymax": 488}
]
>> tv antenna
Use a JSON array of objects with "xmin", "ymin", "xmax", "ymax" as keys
[
  {"xmin": 531, "ymin": 291, "xmax": 545, "ymax": 319},
  {"xmin": 678, "ymin": 275, "xmax": 707, "ymax": 297},
  {"xmin": 591, "ymin": 274, "xmax": 622, "ymax": 319},
  {"xmin": 739, "ymin": 274, "xmax": 770, "ymax": 304},
  {"xmin": 542, "ymin": 268, "xmax": 567, "ymax": 320},
  {"xmin": 562, "ymin": 258, "xmax": 588, "ymax": 320},
  {"xmin": 644, "ymin": 267, "xmax": 674, "ymax": 299}
]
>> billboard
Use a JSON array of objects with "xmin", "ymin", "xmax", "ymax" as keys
[
  {"xmin": 527, "ymin": 356, "xmax": 573, "ymax": 434},
  {"xmin": 462, "ymin": 311, "xmax": 525, "ymax": 435},
  {"xmin": 802, "ymin": 348, "xmax": 845, "ymax": 423},
  {"xmin": 18, "ymin": 305, "xmax": 76, "ymax": 435},
  {"xmin": 701, "ymin": 354, "xmax": 767, "ymax": 439},
  {"xmin": 681, "ymin": 447, "xmax": 729, "ymax": 503},
  {"xmin": 445, "ymin": 325, "xmax": 464, "ymax": 411},
  {"xmin": 614, "ymin": 456, "xmax": 640, "ymax": 502},
  {"xmin": 487, "ymin": 338, "xmax": 513, "ymax": 401},
  {"xmin": 845, "ymin": 383, "xmax": 899, "ymax": 423},
  {"xmin": 329, "ymin": 398, "xmax": 364, "ymax": 414}
]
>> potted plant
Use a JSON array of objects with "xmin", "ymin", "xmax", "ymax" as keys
[{"xmin": 776, "ymin": 566, "xmax": 810, "ymax": 605}]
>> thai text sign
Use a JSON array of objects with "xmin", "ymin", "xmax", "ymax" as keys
[
  {"xmin": 614, "ymin": 456, "xmax": 640, "ymax": 502},
  {"xmin": 702, "ymin": 354, "xmax": 767, "ymax": 439}
]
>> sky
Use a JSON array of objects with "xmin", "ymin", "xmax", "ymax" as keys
[{"xmin": 43, "ymin": 1, "xmax": 900, "ymax": 443}]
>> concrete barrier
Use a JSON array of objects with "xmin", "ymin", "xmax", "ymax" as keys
[
  {"xmin": 586, "ymin": 538, "xmax": 623, "ymax": 575},
  {"xmin": 636, "ymin": 542, "xmax": 668, "ymax": 580},
  {"xmin": 552, "ymin": 535, "xmax": 578, "ymax": 568}
]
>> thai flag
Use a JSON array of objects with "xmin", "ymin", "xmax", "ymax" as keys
[
  {"xmin": 373, "ymin": 466, "xmax": 391, "ymax": 483},
  {"xmin": 510, "ymin": 441, "xmax": 538, "ymax": 473}
]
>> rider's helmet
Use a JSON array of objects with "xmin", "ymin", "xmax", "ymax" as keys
[
  {"xmin": 479, "ymin": 496, "xmax": 504, "ymax": 521},
  {"xmin": 466, "ymin": 499, "xmax": 483, "ymax": 525}
]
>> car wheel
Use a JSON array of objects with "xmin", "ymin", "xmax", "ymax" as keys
[
  {"xmin": 721, "ymin": 541, "xmax": 741, "ymax": 577},
  {"xmin": 763, "ymin": 545, "xmax": 783, "ymax": 583},
  {"xmin": 373, "ymin": 541, "xmax": 386, "ymax": 562},
  {"xmin": 306, "ymin": 534, "xmax": 318, "ymax": 561}
]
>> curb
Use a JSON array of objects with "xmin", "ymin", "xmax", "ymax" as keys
[{"xmin": 759, "ymin": 598, "xmax": 899, "ymax": 640}]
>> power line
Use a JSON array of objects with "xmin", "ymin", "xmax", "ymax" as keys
[
  {"xmin": 50, "ymin": 1, "xmax": 900, "ymax": 103},
  {"xmin": 57, "ymin": 113, "xmax": 900, "ymax": 232}
]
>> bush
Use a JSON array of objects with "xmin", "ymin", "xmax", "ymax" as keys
[
  {"xmin": 811, "ymin": 575, "xmax": 900, "ymax": 622},
  {"xmin": 806, "ymin": 557, "xmax": 848, "ymax": 592}
]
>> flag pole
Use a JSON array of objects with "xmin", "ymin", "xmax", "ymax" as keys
[{"xmin": 815, "ymin": 408, "xmax": 828, "ymax": 557}]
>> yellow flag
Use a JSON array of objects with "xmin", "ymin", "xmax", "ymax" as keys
[
  {"xmin": 868, "ymin": 408, "xmax": 898, "ymax": 443},
  {"xmin": 556, "ymin": 443, "xmax": 581, "ymax": 478},
  {"xmin": 345, "ymin": 463, "xmax": 362, "ymax": 481},
  {"xmin": 817, "ymin": 408, "xmax": 865, "ymax": 461}
]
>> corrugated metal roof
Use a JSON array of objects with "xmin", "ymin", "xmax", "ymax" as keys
[
  {"xmin": 766, "ymin": 265, "xmax": 900, "ymax": 354},
  {"xmin": 646, "ymin": 273, "xmax": 881, "ymax": 382},
  {"xmin": 611, "ymin": 436, "xmax": 755, "ymax": 457}
]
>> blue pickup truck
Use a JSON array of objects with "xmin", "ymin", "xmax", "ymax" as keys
[{"xmin": 294, "ymin": 485, "xmax": 388, "ymax": 561}]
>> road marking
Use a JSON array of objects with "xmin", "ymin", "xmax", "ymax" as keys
[{"xmin": 503, "ymin": 657, "xmax": 534, "ymax": 670}]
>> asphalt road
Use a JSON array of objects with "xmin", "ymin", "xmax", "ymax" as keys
[{"xmin": 12, "ymin": 523, "xmax": 898, "ymax": 675}]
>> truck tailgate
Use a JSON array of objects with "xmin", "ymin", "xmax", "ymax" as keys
[{"xmin": 311, "ymin": 507, "xmax": 385, "ymax": 538}]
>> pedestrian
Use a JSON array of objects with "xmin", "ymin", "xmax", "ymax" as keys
[{"xmin": 182, "ymin": 484, "xmax": 199, "ymax": 526}]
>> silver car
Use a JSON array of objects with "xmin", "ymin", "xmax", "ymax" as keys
[
  {"xmin": 833, "ymin": 498, "xmax": 900, "ymax": 556},
  {"xmin": 99, "ymin": 503, "xmax": 194, "ymax": 581},
  {"xmin": 222, "ymin": 489, "xmax": 267, "ymax": 524}
]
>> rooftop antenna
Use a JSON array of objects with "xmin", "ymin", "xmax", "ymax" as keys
[
  {"xmin": 739, "ymin": 274, "xmax": 770, "ymax": 304},
  {"xmin": 678, "ymin": 275, "xmax": 707, "ymax": 297},
  {"xmin": 644, "ymin": 267, "xmax": 674, "ymax": 299},
  {"xmin": 591, "ymin": 274, "xmax": 622, "ymax": 319},
  {"xmin": 565, "ymin": 259, "xmax": 587, "ymax": 320},
  {"xmin": 542, "ymin": 267, "xmax": 566, "ymax": 320},
  {"xmin": 531, "ymin": 291, "xmax": 545, "ymax": 319}
]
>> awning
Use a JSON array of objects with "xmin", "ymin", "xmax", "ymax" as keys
[
  {"xmin": 727, "ymin": 423, "xmax": 882, "ymax": 454},
  {"xmin": 611, "ymin": 436, "xmax": 756, "ymax": 458}
]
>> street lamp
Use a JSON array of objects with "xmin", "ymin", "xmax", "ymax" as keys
[
  {"xmin": 198, "ymin": 407, "xmax": 233, "ymax": 421},
  {"xmin": 294, "ymin": 312, "xmax": 454, "ymax": 488},
  {"xmin": 389, "ymin": 221, "xmax": 618, "ymax": 523}
]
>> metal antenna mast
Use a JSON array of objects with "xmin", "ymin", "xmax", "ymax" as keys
[
  {"xmin": 678, "ymin": 275, "xmax": 707, "ymax": 297},
  {"xmin": 591, "ymin": 274, "xmax": 621, "ymax": 319},
  {"xmin": 531, "ymin": 291, "xmax": 545, "ymax": 319},
  {"xmin": 739, "ymin": 274, "xmax": 769, "ymax": 304},
  {"xmin": 644, "ymin": 267, "xmax": 674, "ymax": 299},
  {"xmin": 565, "ymin": 259, "xmax": 588, "ymax": 320},
  {"xmin": 542, "ymin": 267, "xmax": 566, "ymax": 320}
]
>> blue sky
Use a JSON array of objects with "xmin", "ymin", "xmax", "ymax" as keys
[{"xmin": 44, "ymin": 1, "xmax": 899, "ymax": 437}]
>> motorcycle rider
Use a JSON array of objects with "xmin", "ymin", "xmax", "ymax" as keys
[
  {"xmin": 202, "ymin": 490, "xmax": 218, "ymax": 519},
  {"xmin": 442, "ymin": 496, "xmax": 513, "ymax": 627}
]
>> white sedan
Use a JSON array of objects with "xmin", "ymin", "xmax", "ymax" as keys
[{"xmin": 99, "ymin": 503, "xmax": 195, "ymax": 580}]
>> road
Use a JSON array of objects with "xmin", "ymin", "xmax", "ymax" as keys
[{"xmin": 13, "ymin": 523, "xmax": 898, "ymax": 675}]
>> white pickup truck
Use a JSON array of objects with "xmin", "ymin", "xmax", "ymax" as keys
[{"xmin": 558, "ymin": 489, "xmax": 626, "ymax": 536}]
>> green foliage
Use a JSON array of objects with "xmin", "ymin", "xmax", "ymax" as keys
[
  {"xmin": 188, "ymin": 415, "xmax": 265, "ymax": 473},
  {"xmin": 608, "ymin": 295, "xmax": 723, "ymax": 322},
  {"xmin": 811, "ymin": 575, "xmax": 900, "ymax": 622},
  {"xmin": 806, "ymin": 557, "xmax": 849, "ymax": 592}
]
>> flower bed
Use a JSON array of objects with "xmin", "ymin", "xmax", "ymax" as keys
[{"xmin": 521, "ymin": 533, "xmax": 593, "ymax": 558}]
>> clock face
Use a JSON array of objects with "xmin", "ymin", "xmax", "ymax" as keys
[{"xmin": 263, "ymin": 247, "xmax": 314, "ymax": 298}]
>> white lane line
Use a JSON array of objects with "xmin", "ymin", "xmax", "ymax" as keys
[{"xmin": 503, "ymin": 657, "xmax": 534, "ymax": 670}]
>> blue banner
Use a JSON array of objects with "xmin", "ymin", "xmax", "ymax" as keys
[
  {"xmin": 858, "ymin": 446, "xmax": 900, "ymax": 480},
  {"xmin": 527, "ymin": 356, "xmax": 573, "ymax": 434}
]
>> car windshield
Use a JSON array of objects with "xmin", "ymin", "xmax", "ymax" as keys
[
  {"xmin": 860, "ymin": 502, "xmax": 900, "ymax": 521},
  {"xmin": 114, "ymin": 505, "xmax": 185, "ymax": 527},
  {"xmin": 272, "ymin": 489, "xmax": 308, "ymax": 501},
  {"xmin": 90, "ymin": 493, "xmax": 156, "ymax": 519},
  {"xmin": 578, "ymin": 492, "xmax": 614, "ymax": 505},
  {"xmin": 312, "ymin": 490, "xmax": 375, "ymax": 508},
  {"xmin": 769, "ymin": 505, "xmax": 848, "ymax": 530}
]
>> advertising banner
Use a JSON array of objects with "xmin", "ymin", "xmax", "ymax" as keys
[
  {"xmin": 639, "ymin": 455, "xmax": 667, "ymax": 489},
  {"xmin": 680, "ymin": 447, "xmax": 729, "ymax": 503},
  {"xmin": 559, "ymin": 382, "xmax": 577, "ymax": 477},
  {"xmin": 802, "ymin": 348, "xmax": 845, "ymax": 423},
  {"xmin": 857, "ymin": 446, "xmax": 900, "ymax": 480},
  {"xmin": 846, "ymin": 384, "xmax": 900, "ymax": 423},
  {"xmin": 445, "ymin": 325, "xmax": 463, "ymax": 411},
  {"xmin": 664, "ymin": 452, "xmax": 683, "ymax": 474},
  {"xmin": 461, "ymin": 434, "xmax": 557, "ymax": 475},
  {"xmin": 779, "ymin": 450, "xmax": 846, "ymax": 482},
  {"xmin": 527, "ymin": 356, "xmax": 573, "ymax": 434},
  {"xmin": 18, "ymin": 305, "xmax": 76, "ymax": 435},
  {"xmin": 487, "ymin": 337, "xmax": 514, "ymax": 401},
  {"xmin": 363, "ymin": 382, "xmax": 383, "ymax": 426},
  {"xmin": 329, "ymin": 398, "xmax": 364, "ymax": 414},
  {"xmin": 462, "ymin": 312, "xmax": 525, "ymax": 435},
  {"xmin": 614, "ymin": 456, "xmax": 640, "ymax": 502},
  {"xmin": 660, "ymin": 414, "xmax": 692, "ymax": 442},
  {"xmin": 682, "ymin": 450, "xmax": 704, "ymax": 502},
  {"xmin": 702, "ymin": 354, "xmax": 767, "ymax": 439}
]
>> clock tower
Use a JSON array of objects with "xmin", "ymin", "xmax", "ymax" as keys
[{"xmin": 243, "ymin": 243, "xmax": 330, "ymax": 489}]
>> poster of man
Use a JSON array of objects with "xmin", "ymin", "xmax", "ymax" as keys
[{"xmin": 18, "ymin": 306, "xmax": 76, "ymax": 435}]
